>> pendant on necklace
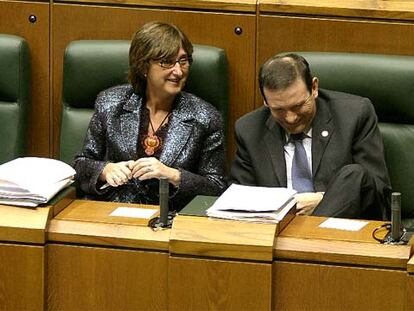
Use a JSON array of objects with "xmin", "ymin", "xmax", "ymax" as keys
[{"xmin": 143, "ymin": 134, "xmax": 162, "ymax": 156}]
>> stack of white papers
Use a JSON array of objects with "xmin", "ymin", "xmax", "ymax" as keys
[
  {"xmin": 0, "ymin": 157, "xmax": 76, "ymax": 207},
  {"xmin": 206, "ymin": 184, "xmax": 297, "ymax": 223}
]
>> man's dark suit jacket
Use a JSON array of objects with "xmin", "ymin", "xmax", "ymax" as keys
[{"xmin": 231, "ymin": 89, "xmax": 391, "ymax": 216}]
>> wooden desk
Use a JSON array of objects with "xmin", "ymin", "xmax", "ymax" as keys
[
  {"xmin": 169, "ymin": 215, "xmax": 280, "ymax": 310},
  {"xmin": 408, "ymin": 255, "xmax": 414, "ymax": 308},
  {"xmin": 3, "ymin": 197, "xmax": 414, "ymax": 309},
  {"xmin": 273, "ymin": 216, "xmax": 413, "ymax": 310},
  {"xmin": 46, "ymin": 200, "xmax": 170, "ymax": 310},
  {"xmin": 0, "ymin": 204, "xmax": 53, "ymax": 311}
]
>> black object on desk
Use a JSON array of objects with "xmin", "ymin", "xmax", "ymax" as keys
[
  {"xmin": 149, "ymin": 177, "xmax": 174, "ymax": 229},
  {"xmin": 178, "ymin": 195, "xmax": 218, "ymax": 217}
]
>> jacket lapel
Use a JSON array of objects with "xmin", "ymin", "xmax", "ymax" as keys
[
  {"xmin": 312, "ymin": 98, "xmax": 334, "ymax": 176},
  {"xmin": 120, "ymin": 93, "xmax": 142, "ymax": 159},
  {"xmin": 160, "ymin": 95, "xmax": 193, "ymax": 166},
  {"xmin": 264, "ymin": 114, "xmax": 287, "ymax": 186}
]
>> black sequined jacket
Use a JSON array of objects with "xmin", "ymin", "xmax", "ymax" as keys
[{"xmin": 74, "ymin": 84, "xmax": 227, "ymax": 211}]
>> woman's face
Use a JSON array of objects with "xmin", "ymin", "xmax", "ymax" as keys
[{"xmin": 146, "ymin": 47, "xmax": 190, "ymax": 100}]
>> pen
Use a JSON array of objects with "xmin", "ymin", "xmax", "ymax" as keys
[{"xmin": 99, "ymin": 183, "xmax": 110, "ymax": 190}]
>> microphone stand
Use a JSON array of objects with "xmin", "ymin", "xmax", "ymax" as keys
[{"xmin": 149, "ymin": 177, "xmax": 174, "ymax": 229}]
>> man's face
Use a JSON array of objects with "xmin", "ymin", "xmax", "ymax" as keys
[{"xmin": 263, "ymin": 77, "xmax": 318, "ymax": 134}]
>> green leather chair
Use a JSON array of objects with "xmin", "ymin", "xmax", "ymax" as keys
[
  {"xmin": 60, "ymin": 40, "xmax": 228, "ymax": 163},
  {"xmin": 284, "ymin": 52, "xmax": 414, "ymax": 227},
  {"xmin": 0, "ymin": 34, "xmax": 30, "ymax": 164}
]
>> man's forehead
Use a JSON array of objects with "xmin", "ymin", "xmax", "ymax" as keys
[{"xmin": 264, "ymin": 80, "xmax": 308, "ymax": 100}]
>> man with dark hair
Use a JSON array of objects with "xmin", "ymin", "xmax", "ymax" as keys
[{"xmin": 231, "ymin": 53, "xmax": 391, "ymax": 219}]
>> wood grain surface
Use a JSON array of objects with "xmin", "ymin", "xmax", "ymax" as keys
[
  {"xmin": 0, "ymin": 244, "xmax": 44, "ymax": 310},
  {"xmin": 260, "ymin": 0, "xmax": 414, "ymax": 20},
  {"xmin": 55, "ymin": 0, "xmax": 256, "ymax": 12},
  {"xmin": 272, "ymin": 260, "xmax": 408, "ymax": 310},
  {"xmin": 47, "ymin": 243, "xmax": 168, "ymax": 310},
  {"xmin": 0, "ymin": 204, "xmax": 52, "ymax": 243},
  {"xmin": 169, "ymin": 255, "xmax": 272, "ymax": 311},
  {"xmin": 0, "ymin": 1, "xmax": 50, "ymax": 157},
  {"xmin": 275, "ymin": 216, "xmax": 412, "ymax": 268},
  {"xmin": 48, "ymin": 200, "xmax": 170, "ymax": 250},
  {"xmin": 170, "ymin": 215, "xmax": 277, "ymax": 261}
]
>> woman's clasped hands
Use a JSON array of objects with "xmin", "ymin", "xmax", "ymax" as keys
[{"xmin": 100, "ymin": 158, "xmax": 181, "ymax": 188}]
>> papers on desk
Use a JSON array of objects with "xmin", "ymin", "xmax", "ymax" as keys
[
  {"xmin": 206, "ymin": 184, "xmax": 297, "ymax": 223},
  {"xmin": 110, "ymin": 207, "xmax": 158, "ymax": 219},
  {"xmin": 0, "ymin": 157, "xmax": 76, "ymax": 207},
  {"xmin": 319, "ymin": 218, "xmax": 369, "ymax": 231}
]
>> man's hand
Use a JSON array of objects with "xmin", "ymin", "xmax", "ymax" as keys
[{"xmin": 295, "ymin": 192, "xmax": 324, "ymax": 215}]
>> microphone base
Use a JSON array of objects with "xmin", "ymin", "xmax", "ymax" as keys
[
  {"xmin": 383, "ymin": 228, "xmax": 413, "ymax": 245},
  {"xmin": 148, "ymin": 212, "xmax": 176, "ymax": 229}
]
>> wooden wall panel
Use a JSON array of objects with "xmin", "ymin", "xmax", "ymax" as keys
[
  {"xmin": 0, "ymin": 243, "xmax": 44, "ymax": 310},
  {"xmin": 0, "ymin": 1, "xmax": 50, "ymax": 157},
  {"xmin": 51, "ymin": 4, "xmax": 256, "ymax": 163},
  {"xmin": 257, "ymin": 14, "xmax": 414, "ymax": 107},
  {"xmin": 273, "ymin": 261, "xmax": 408, "ymax": 310},
  {"xmin": 55, "ymin": 0, "xmax": 256, "ymax": 12},
  {"xmin": 47, "ymin": 243, "xmax": 169, "ymax": 310},
  {"xmin": 169, "ymin": 255, "xmax": 272, "ymax": 310}
]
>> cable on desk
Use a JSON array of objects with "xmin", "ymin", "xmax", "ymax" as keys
[{"xmin": 372, "ymin": 223, "xmax": 391, "ymax": 243}]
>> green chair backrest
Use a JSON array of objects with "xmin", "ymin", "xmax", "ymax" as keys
[
  {"xmin": 286, "ymin": 52, "xmax": 414, "ymax": 226},
  {"xmin": 60, "ymin": 40, "xmax": 228, "ymax": 164},
  {"xmin": 0, "ymin": 34, "xmax": 30, "ymax": 164}
]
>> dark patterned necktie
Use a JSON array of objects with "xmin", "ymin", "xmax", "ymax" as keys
[{"xmin": 291, "ymin": 133, "xmax": 314, "ymax": 193}]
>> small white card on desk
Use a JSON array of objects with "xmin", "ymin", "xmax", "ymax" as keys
[
  {"xmin": 319, "ymin": 218, "xmax": 368, "ymax": 231},
  {"xmin": 110, "ymin": 207, "xmax": 158, "ymax": 219}
]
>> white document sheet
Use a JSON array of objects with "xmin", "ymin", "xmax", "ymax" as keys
[
  {"xmin": 110, "ymin": 207, "xmax": 158, "ymax": 219},
  {"xmin": 319, "ymin": 218, "xmax": 368, "ymax": 231},
  {"xmin": 210, "ymin": 184, "xmax": 297, "ymax": 212},
  {"xmin": 0, "ymin": 157, "xmax": 76, "ymax": 207},
  {"xmin": 0, "ymin": 157, "xmax": 76, "ymax": 189}
]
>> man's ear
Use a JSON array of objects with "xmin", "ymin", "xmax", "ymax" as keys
[{"xmin": 312, "ymin": 77, "xmax": 319, "ymax": 98}]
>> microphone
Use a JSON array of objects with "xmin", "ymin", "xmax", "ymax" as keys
[
  {"xmin": 159, "ymin": 177, "xmax": 169, "ymax": 227},
  {"xmin": 391, "ymin": 192, "xmax": 402, "ymax": 241}
]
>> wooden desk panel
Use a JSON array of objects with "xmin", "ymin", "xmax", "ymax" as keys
[
  {"xmin": 272, "ymin": 261, "xmax": 407, "ymax": 310},
  {"xmin": 0, "ymin": 204, "xmax": 51, "ymax": 310},
  {"xmin": 409, "ymin": 255, "xmax": 414, "ymax": 274},
  {"xmin": 273, "ymin": 216, "xmax": 412, "ymax": 310},
  {"xmin": 258, "ymin": 14, "xmax": 414, "ymax": 65},
  {"xmin": 48, "ymin": 200, "xmax": 169, "ymax": 250},
  {"xmin": 0, "ymin": 243, "xmax": 44, "ymax": 311},
  {"xmin": 169, "ymin": 255, "xmax": 272, "ymax": 311},
  {"xmin": 0, "ymin": 1, "xmax": 50, "ymax": 157},
  {"xmin": 260, "ymin": 0, "xmax": 414, "ymax": 21},
  {"xmin": 170, "ymin": 215, "xmax": 277, "ymax": 261},
  {"xmin": 55, "ymin": 0, "xmax": 256, "ymax": 13},
  {"xmin": 0, "ymin": 204, "xmax": 52, "ymax": 244},
  {"xmin": 47, "ymin": 243, "xmax": 168, "ymax": 310},
  {"xmin": 275, "ymin": 216, "xmax": 412, "ymax": 268},
  {"xmin": 51, "ymin": 4, "xmax": 256, "ymax": 162},
  {"xmin": 54, "ymin": 199, "xmax": 159, "ymax": 226},
  {"xmin": 257, "ymin": 15, "xmax": 414, "ymax": 108},
  {"xmin": 46, "ymin": 200, "xmax": 170, "ymax": 309}
]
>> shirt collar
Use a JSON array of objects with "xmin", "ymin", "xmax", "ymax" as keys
[{"xmin": 285, "ymin": 128, "xmax": 313, "ymax": 144}]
